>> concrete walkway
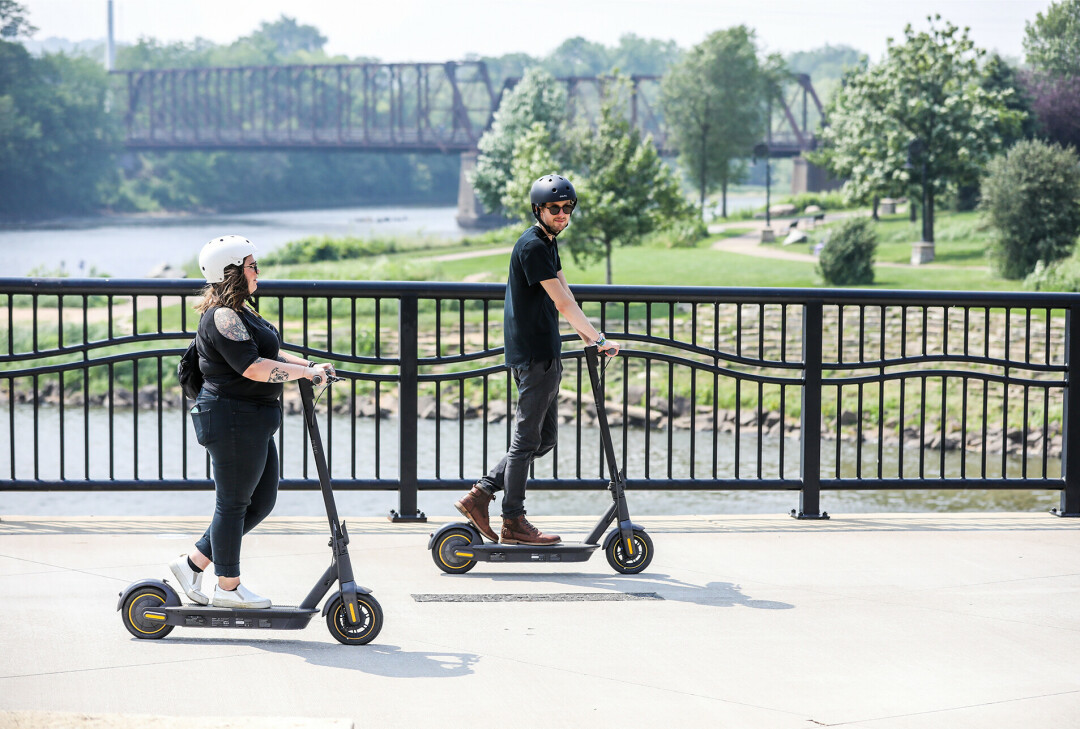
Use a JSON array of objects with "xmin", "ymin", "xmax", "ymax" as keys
[
  {"xmin": 707, "ymin": 214, "xmax": 983, "ymax": 271},
  {"xmin": 2, "ymin": 512, "xmax": 1079, "ymax": 728}
]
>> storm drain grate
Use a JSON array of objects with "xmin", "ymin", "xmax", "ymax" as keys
[{"xmin": 412, "ymin": 592, "xmax": 663, "ymax": 603}]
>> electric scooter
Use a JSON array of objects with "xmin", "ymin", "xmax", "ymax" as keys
[
  {"xmin": 118, "ymin": 375, "xmax": 383, "ymax": 645},
  {"xmin": 429, "ymin": 345, "xmax": 654, "ymax": 575}
]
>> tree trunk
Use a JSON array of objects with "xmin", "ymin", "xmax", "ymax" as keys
[
  {"xmin": 909, "ymin": 200, "xmax": 917, "ymax": 223},
  {"xmin": 721, "ymin": 178, "xmax": 728, "ymax": 219},
  {"xmin": 699, "ymin": 149, "xmax": 707, "ymax": 220},
  {"xmin": 605, "ymin": 240, "xmax": 613, "ymax": 285},
  {"xmin": 925, "ymin": 186, "xmax": 935, "ymax": 244},
  {"xmin": 872, "ymin": 195, "xmax": 879, "ymax": 221}
]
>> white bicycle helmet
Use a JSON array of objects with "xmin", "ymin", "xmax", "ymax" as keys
[{"xmin": 199, "ymin": 235, "xmax": 256, "ymax": 283}]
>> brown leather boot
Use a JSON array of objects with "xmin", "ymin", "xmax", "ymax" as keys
[
  {"xmin": 455, "ymin": 485, "xmax": 498, "ymax": 542},
  {"xmin": 500, "ymin": 515, "xmax": 560, "ymax": 545}
]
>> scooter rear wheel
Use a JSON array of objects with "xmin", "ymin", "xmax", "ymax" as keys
[
  {"xmin": 432, "ymin": 528, "xmax": 477, "ymax": 574},
  {"xmin": 325, "ymin": 593, "xmax": 383, "ymax": 645},
  {"xmin": 606, "ymin": 529, "xmax": 654, "ymax": 574},
  {"xmin": 121, "ymin": 586, "xmax": 175, "ymax": 639}
]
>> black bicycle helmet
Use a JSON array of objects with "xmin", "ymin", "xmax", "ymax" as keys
[{"xmin": 530, "ymin": 174, "xmax": 577, "ymax": 237}]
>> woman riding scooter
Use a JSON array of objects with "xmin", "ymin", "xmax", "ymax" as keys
[{"xmin": 169, "ymin": 235, "xmax": 334, "ymax": 609}]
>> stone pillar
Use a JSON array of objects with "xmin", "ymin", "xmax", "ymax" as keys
[
  {"xmin": 456, "ymin": 151, "xmax": 506, "ymax": 230},
  {"xmin": 910, "ymin": 242, "xmax": 935, "ymax": 265},
  {"xmin": 792, "ymin": 157, "xmax": 842, "ymax": 195}
]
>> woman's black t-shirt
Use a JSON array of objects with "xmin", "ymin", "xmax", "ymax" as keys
[{"xmin": 197, "ymin": 306, "xmax": 283, "ymax": 405}]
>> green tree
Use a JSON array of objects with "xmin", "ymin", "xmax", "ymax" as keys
[
  {"xmin": 0, "ymin": 39, "xmax": 119, "ymax": 219},
  {"xmin": 1024, "ymin": 0, "xmax": 1080, "ymax": 77},
  {"xmin": 244, "ymin": 16, "xmax": 327, "ymax": 60},
  {"xmin": 559, "ymin": 81, "xmax": 691, "ymax": 284},
  {"xmin": 981, "ymin": 139, "xmax": 1080, "ymax": 278},
  {"xmin": 814, "ymin": 16, "xmax": 1022, "ymax": 249},
  {"xmin": 544, "ymin": 37, "xmax": 610, "ymax": 76},
  {"xmin": 661, "ymin": 26, "xmax": 770, "ymax": 219},
  {"xmin": 608, "ymin": 34, "xmax": 683, "ymax": 76},
  {"xmin": 469, "ymin": 68, "xmax": 569, "ymax": 217},
  {"xmin": 501, "ymin": 122, "xmax": 567, "ymax": 224},
  {"xmin": 0, "ymin": 0, "xmax": 35, "ymax": 39}
]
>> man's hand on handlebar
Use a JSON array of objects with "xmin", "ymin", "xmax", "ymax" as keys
[{"xmin": 598, "ymin": 340, "xmax": 620, "ymax": 357}]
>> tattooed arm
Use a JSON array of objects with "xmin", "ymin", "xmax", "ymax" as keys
[
  {"xmin": 243, "ymin": 356, "xmax": 315, "ymax": 383},
  {"xmin": 278, "ymin": 351, "xmax": 336, "ymax": 377},
  {"xmin": 214, "ymin": 308, "xmax": 251, "ymax": 342},
  {"xmin": 213, "ymin": 308, "xmax": 323, "ymax": 382}
]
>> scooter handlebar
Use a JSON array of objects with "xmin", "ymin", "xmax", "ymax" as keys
[{"xmin": 311, "ymin": 374, "xmax": 344, "ymax": 386}]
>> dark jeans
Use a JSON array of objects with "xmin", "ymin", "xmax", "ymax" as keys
[
  {"xmin": 189, "ymin": 392, "xmax": 281, "ymax": 578},
  {"xmin": 479, "ymin": 357, "xmax": 562, "ymax": 518}
]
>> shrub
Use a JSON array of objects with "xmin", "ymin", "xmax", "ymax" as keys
[
  {"xmin": 980, "ymin": 139, "xmax": 1080, "ymax": 279},
  {"xmin": 1024, "ymin": 255, "xmax": 1080, "ymax": 292},
  {"xmin": 261, "ymin": 236, "xmax": 400, "ymax": 265},
  {"xmin": 817, "ymin": 217, "xmax": 878, "ymax": 285}
]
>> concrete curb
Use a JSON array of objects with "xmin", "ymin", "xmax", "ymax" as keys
[{"xmin": 0, "ymin": 712, "xmax": 352, "ymax": 729}]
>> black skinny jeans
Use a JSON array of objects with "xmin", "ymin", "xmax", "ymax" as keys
[
  {"xmin": 190, "ymin": 392, "xmax": 281, "ymax": 578},
  {"xmin": 479, "ymin": 357, "xmax": 562, "ymax": 518}
]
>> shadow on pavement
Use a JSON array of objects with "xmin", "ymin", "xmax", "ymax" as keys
[
  {"xmin": 157, "ymin": 637, "xmax": 479, "ymax": 677},
  {"xmin": 479, "ymin": 571, "xmax": 795, "ymax": 610}
]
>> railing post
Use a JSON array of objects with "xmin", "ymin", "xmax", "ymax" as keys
[
  {"xmin": 1054, "ymin": 304, "xmax": 1080, "ymax": 516},
  {"xmin": 390, "ymin": 294, "xmax": 426, "ymax": 522},
  {"xmin": 794, "ymin": 301, "xmax": 829, "ymax": 519}
]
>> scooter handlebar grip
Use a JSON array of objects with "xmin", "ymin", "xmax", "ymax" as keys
[{"xmin": 311, "ymin": 375, "xmax": 323, "ymax": 386}]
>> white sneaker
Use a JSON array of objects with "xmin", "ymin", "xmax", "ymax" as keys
[
  {"xmin": 168, "ymin": 555, "xmax": 209, "ymax": 605},
  {"xmin": 212, "ymin": 583, "xmax": 271, "ymax": 609}
]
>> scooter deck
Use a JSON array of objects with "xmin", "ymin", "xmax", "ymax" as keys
[
  {"xmin": 152, "ymin": 604, "xmax": 318, "ymax": 630},
  {"xmin": 460, "ymin": 541, "xmax": 600, "ymax": 563}
]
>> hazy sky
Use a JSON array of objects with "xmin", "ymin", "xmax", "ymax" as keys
[{"xmin": 23, "ymin": 0, "xmax": 1049, "ymax": 63}]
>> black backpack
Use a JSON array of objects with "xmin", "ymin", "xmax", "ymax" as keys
[{"xmin": 178, "ymin": 337, "xmax": 204, "ymax": 400}]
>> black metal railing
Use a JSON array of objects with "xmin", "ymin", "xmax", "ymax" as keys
[{"xmin": 2, "ymin": 278, "xmax": 1078, "ymax": 518}]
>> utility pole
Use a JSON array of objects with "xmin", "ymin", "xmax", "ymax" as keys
[{"xmin": 105, "ymin": 0, "xmax": 115, "ymax": 71}]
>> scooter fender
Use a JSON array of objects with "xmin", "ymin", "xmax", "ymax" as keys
[
  {"xmin": 427, "ymin": 522, "xmax": 482, "ymax": 551},
  {"xmin": 320, "ymin": 583, "xmax": 373, "ymax": 617},
  {"xmin": 116, "ymin": 578, "xmax": 181, "ymax": 612},
  {"xmin": 602, "ymin": 522, "xmax": 645, "ymax": 553}
]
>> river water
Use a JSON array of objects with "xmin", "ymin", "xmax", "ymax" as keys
[
  {"xmin": 0, "ymin": 404, "xmax": 1061, "ymax": 517},
  {"xmin": 2, "ymin": 205, "xmax": 471, "ymax": 278}
]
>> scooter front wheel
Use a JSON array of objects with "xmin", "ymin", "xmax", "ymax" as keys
[
  {"xmin": 606, "ymin": 529, "xmax": 654, "ymax": 574},
  {"xmin": 325, "ymin": 593, "xmax": 383, "ymax": 645},
  {"xmin": 432, "ymin": 528, "xmax": 477, "ymax": 574},
  {"xmin": 121, "ymin": 586, "xmax": 174, "ymax": 639}
]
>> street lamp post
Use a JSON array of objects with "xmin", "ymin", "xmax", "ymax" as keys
[
  {"xmin": 905, "ymin": 139, "xmax": 934, "ymax": 265},
  {"xmin": 754, "ymin": 143, "xmax": 774, "ymax": 243}
]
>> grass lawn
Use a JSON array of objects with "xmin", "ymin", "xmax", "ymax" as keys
[
  {"xmin": 262, "ymin": 209, "xmax": 1025, "ymax": 292},
  {"xmin": 871, "ymin": 211, "xmax": 995, "ymax": 266}
]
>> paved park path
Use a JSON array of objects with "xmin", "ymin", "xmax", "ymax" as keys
[{"xmin": 2, "ymin": 512, "xmax": 1078, "ymax": 728}]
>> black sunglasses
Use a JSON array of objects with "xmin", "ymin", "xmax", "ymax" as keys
[
  {"xmin": 245, "ymin": 263, "xmax": 259, "ymax": 274},
  {"xmin": 543, "ymin": 202, "xmax": 576, "ymax": 215}
]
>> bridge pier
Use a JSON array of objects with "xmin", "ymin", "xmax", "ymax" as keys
[
  {"xmin": 791, "ymin": 157, "xmax": 842, "ymax": 195},
  {"xmin": 456, "ymin": 151, "xmax": 508, "ymax": 230}
]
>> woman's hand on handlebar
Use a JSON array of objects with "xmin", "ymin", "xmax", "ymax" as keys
[{"xmin": 306, "ymin": 363, "xmax": 334, "ymax": 381}]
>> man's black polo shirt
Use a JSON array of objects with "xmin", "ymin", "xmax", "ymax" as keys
[{"xmin": 503, "ymin": 225, "xmax": 563, "ymax": 367}]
